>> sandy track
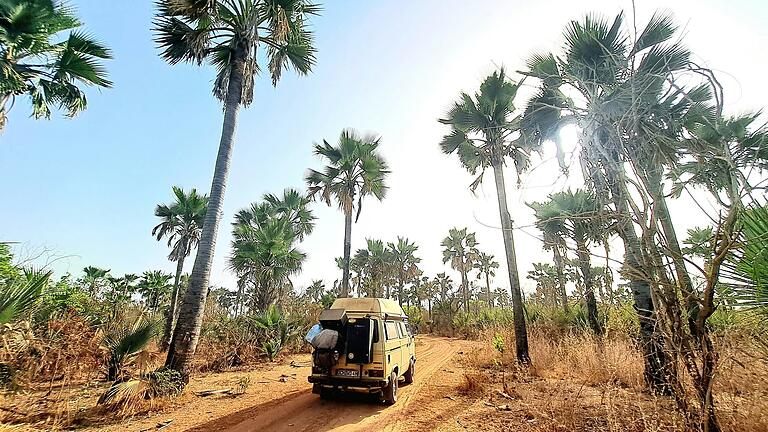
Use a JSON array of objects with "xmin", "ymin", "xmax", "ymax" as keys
[{"xmin": 187, "ymin": 336, "xmax": 461, "ymax": 432}]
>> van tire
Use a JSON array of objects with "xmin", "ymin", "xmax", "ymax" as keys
[
  {"xmin": 319, "ymin": 387, "xmax": 333, "ymax": 400},
  {"xmin": 404, "ymin": 359, "xmax": 415, "ymax": 384},
  {"xmin": 383, "ymin": 372, "xmax": 398, "ymax": 405}
]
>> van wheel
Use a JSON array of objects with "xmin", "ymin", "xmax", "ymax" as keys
[
  {"xmin": 382, "ymin": 372, "xmax": 398, "ymax": 405},
  {"xmin": 319, "ymin": 387, "xmax": 333, "ymax": 400},
  {"xmin": 404, "ymin": 359, "xmax": 415, "ymax": 384}
]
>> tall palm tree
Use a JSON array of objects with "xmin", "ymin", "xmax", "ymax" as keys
[
  {"xmin": 388, "ymin": 237, "xmax": 420, "ymax": 306},
  {"xmin": 439, "ymin": 69, "xmax": 533, "ymax": 363},
  {"xmin": 154, "ymin": 0, "xmax": 319, "ymax": 380},
  {"xmin": 473, "ymin": 252, "xmax": 499, "ymax": 306},
  {"xmin": 305, "ymin": 129, "xmax": 389, "ymax": 297},
  {"xmin": 0, "ymin": 0, "xmax": 112, "ymax": 130},
  {"xmin": 441, "ymin": 228, "xmax": 479, "ymax": 314},
  {"xmin": 152, "ymin": 186, "xmax": 208, "ymax": 350},
  {"xmin": 520, "ymin": 11, "xmax": 694, "ymax": 388}
]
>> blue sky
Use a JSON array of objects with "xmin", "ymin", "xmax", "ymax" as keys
[{"xmin": 2, "ymin": 0, "xmax": 767, "ymax": 293}]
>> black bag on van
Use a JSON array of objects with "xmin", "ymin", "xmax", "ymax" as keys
[{"xmin": 313, "ymin": 349, "xmax": 340, "ymax": 371}]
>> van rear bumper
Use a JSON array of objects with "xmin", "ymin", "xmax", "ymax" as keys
[{"xmin": 309, "ymin": 375, "xmax": 387, "ymax": 392}]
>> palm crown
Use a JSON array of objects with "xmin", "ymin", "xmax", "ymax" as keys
[
  {"xmin": 0, "ymin": 0, "xmax": 112, "ymax": 129},
  {"xmin": 474, "ymin": 252, "xmax": 498, "ymax": 280},
  {"xmin": 306, "ymin": 128, "xmax": 389, "ymax": 221},
  {"xmin": 152, "ymin": 186, "xmax": 209, "ymax": 262},
  {"xmin": 154, "ymin": 0, "xmax": 319, "ymax": 104},
  {"xmin": 234, "ymin": 188, "xmax": 315, "ymax": 241},
  {"xmin": 441, "ymin": 228, "xmax": 479, "ymax": 273},
  {"xmin": 439, "ymin": 68, "xmax": 535, "ymax": 189}
]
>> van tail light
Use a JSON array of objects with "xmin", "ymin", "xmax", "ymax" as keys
[{"xmin": 368, "ymin": 369, "xmax": 384, "ymax": 378}]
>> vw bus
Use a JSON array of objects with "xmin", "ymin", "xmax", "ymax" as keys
[{"xmin": 307, "ymin": 298, "xmax": 416, "ymax": 404}]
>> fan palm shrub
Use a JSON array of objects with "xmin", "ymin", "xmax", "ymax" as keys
[
  {"xmin": 0, "ymin": 269, "xmax": 51, "ymax": 325},
  {"xmin": 103, "ymin": 318, "xmax": 158, "ymax": 381}
]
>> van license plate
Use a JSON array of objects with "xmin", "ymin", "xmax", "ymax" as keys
[{"xmin": 336, "ymin": 369, "xmax": 359, "ymax": 377}]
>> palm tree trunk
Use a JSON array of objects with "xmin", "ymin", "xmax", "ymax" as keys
[
  {"xmin": 576, "ymin": 239, "xmax": 602, "ymax": 335},
  {"xmin": 608, "ymin": 166, "xmax": 671, "ymax": 393},
  {"xmin": 484, "ymin": 273, "xmax": 491, "ymax": 306},
  {"xmin": 161, "ymin": 252, "xmax": 186, "ymax": 351},
  {"xmin": 341, "ymin": 209, "xmax": 352, "ymax": 297},
  {"xmin": 460, "ymin": 270, "xmax": 469, "ymax": 313},
  {"xmin": 553, "ymin": 247, "xmax": 568, "ymax": 313},
  {"xmin": 165, "ymin": 48, "xmax": 245, "ymax": 383},
  {"xmin": 397, "ymin": 276, "xmax": 404, "ymax": 306},
  {"xmin": 646, "ymin": 169, "xmax": 700, "ymax": 337},
  {"xmin": 491, "ymin": 162, "xmax": 530, "ymax": 364}
]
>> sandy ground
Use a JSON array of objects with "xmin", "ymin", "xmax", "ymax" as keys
[
  {"xmin": 187, "ymin": 335, "xmax": 469, "ymax": 432},
  {"xmin": 6, "ymin": 334, "xmax": 724, "ymax": 432},
  {"xmin": 84, "ymin": 335, "xmax": 477, "ymax": 432}
]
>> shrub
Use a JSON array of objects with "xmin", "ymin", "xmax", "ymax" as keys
[{"xmin": 102, "ymin": 318, "xmax": 158, "ymax": 381}]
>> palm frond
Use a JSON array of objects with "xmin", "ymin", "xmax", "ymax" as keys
[{"xmin": 0, "ymin": 269, "xmax": 51, "ymax": 325}]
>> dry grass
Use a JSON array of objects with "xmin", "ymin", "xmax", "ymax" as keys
[
  {"xmin": 460, "ymin": 326, "xmax": 768, "ymax": 432},
  {"xmin": 456, "ymin": 372, "xmax": 487, "ymax": 397}
]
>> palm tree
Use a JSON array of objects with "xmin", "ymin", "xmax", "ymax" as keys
[
  {"xmin": 262, "ymin": 189, "xmax": 316, "ymax": 241},
  {"xmin": 230, "ymin": 218, "xmax": 306, "ymax": 312},
  {"xmin": 230, "ymin": 191, "xmax": 313, "ymax": 312},
  {"xmin": 305, "ymin": 129, "xmax": 389, "ymax": 297},
  {"xmin": 441, "ymin": 228, "xmax": 479, "ymax": 314},
  {"xmin": 526, "ymin": 263, "xmax": 558, "ymax": 306},
  {"xmin": 550, "ymin": 189, "xmax": 606, "ymax": 335},
  {"xmin": 82, "ymin": 266, "xmax": 110, "ymax": 297},
  {"xmin": 154, "ymin": 0, "xmax": 319, "ymax": 379},
  {"xmin": 520, "ymin": 11, "xmax": 694, "ymax": 387},
  {"xmin": 152, "ymin": 186, "xmax": 208, "ymax": 350},
  {"xmin": 0, "ymin": 0, "xmax": 112, "ymax": 130},
  {"xmin": 352, "ymin": 239, "xmax": 393, "ymax": 298},
  {"xmin": 529, "ymin": 199, "xmax": 569, "ymax": 312},
  {"xmin": 434, "ymin": 272, "xmax": 453, "ymax": 303},
  {"xmin": 105, "ymin": 274, "xmax": 139, "ymax": 319},
  {"xmin": 304, "ymin": 279, "xmax": 325, "ymax": 303},
  {"xmin": 439, "ymin": 69, "xmax": 533, "ymax": 363},
  {"xmin": 388, "ymin": 237, "xmax": 420, "ymax": 306},
  {"xmin": 473, "ymin": 252, "xmax": 499, "ymax": 306},
  {"xmin": 137, "ymin": 270, "xmax": 173, "ymax": 313}
]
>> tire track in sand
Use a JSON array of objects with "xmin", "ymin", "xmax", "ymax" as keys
[{"xmin": 187, "ymin": 336, "xmax": 460, "ymax": 432}]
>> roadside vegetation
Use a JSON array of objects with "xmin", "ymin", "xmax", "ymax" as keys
[{"xmin": 2, "ymin": 2, "xmax": 767, "ymax": 431}]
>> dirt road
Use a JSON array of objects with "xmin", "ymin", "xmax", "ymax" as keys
[{"xmin": 187, "ymin": 336, "xmax": 466, "ymax": 432}]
